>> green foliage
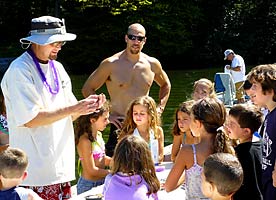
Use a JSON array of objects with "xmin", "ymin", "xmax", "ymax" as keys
[{"xmin": 1, "ymin": 0, "xmax": 276, "ymax": 72}]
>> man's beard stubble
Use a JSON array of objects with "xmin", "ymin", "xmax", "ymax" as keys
[
  {"xmin": 130, "ymin": 45, "xmax": 141, "ymax": 55},
  {"xmin": 49, "ymin": 54, "xmax": 58, "ymax": 60}
]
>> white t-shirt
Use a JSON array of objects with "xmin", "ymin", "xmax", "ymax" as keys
[
  {"xmin": 230, "ymin": 54, "xmax": 246, "ymax": 83},
  {"xmin": 1, "ymin": 51, "xmax": 77, "ymax": 186}
]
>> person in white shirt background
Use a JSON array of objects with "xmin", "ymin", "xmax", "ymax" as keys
[{"xmin": 224, "ymin": 49, "xmax": 246, "ymax": 103}]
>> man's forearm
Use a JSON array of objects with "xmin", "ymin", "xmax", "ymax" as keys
[
  {"xmin": 24, "ymin": 94, "xmax": 105, "ymax": 127},
  {"xmin": 158, "ymin": 83, "xmax": 171, "ymax": 111},
  {"xmin": 24, "ymin": 106, "xmax": 73, "ymax": 128},
  {"xmin": 231, "ymin": 66, "xmax": 241, "ymax": 72}
]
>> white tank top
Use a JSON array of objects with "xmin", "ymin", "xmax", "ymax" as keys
[{"xmin": 133, "ymin": 128, "xmax": 159, "ymax": 165}]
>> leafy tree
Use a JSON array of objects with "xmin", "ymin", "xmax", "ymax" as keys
[{"xmin": 1, "ymin": 0, "xmax": 276, "ymax": 72}]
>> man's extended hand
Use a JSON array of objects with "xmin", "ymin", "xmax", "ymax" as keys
[{"xmin": 79, "ymin": 93, "xmax": 106, "ymax": 115}]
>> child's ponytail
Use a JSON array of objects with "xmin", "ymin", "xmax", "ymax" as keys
[{"xmin": 214, "ymin": 128, "xmax": 234, "ymax": 154}]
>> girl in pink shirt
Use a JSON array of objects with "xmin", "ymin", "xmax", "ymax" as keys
[{"xmin": 75, "ymin": 101, "xmax": 111, "ymax": 194}]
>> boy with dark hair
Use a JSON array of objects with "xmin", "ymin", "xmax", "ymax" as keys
[
  {"xmin": 247, "ymin": 64, "xmax": 276, "ymax": 200},
  {"xmin": 227, "ymin": 103, "xmax": 263, "ymax": 200},
  {"xmin": 0, "ymin": 147, "xmax": 42, "ymax": 200},
  {"xmin": 201, "ymin": 153, "xmax": 243, "ymax": 200}
]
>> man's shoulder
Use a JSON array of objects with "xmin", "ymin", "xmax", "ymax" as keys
[
  {"xmin": 8, "ymin": 52, "xmax": 28, "ymax": 68},
  {"xmin": 139, "ymin": 53, "xmax": 162, "ymax": 73},
  {"xmin": 2, "ymin": 53, "xmax": 32, "ymax": 81},
  {"xmin": 141, "ymin": 52, "xmax": 159, "ymax": 64},
  {"xmin": 97, "ymin": 51, "xmax": 124, "ymax": 71},
  {"xmin": 103, "ymin": 51, "xmax": 124, "ymax": 63},
  {"xmin": 234, "ymin": 54, "xmax": 244, "ymax": 62}
]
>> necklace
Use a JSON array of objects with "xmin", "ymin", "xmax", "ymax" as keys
[{"xmin": 27, "ymin": 50, "xmax": 59, "ymax": 95}]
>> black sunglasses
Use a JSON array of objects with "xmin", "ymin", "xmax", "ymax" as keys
[{"xmin": 127, "ymin": 34, "xmax": 145, "ymax": 42}]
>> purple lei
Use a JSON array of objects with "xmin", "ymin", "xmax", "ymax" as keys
[{"xmin": 27, "ymin": 49, "xmax": 60, "ymax": 95}]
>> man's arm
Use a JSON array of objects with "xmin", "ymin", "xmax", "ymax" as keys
[
  {"xmin": 82, "ymin": 60, "xmax": 112, "ymax": 97},
  {"xmin": 231, "ymin": 56, "xmax": 244, "ymax": 72},
  {"xmin": 25, "ymin": 94, "xmax": 105, "ymax": 128},
  {"xmin": 152, "ymin": 59, "xmax": 171, "ymax": 114},
  {"xmin": 231, "ymin": 66, "xmax": 241, "ymax": 72},
  {"xmin": 226, "ymin": 65, "xmax": 241, "ymax": 71}
]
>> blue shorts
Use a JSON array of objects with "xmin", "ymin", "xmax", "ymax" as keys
[{"xmin": 77, "ymin": 176, "xmax": 105, "ymax": 195}]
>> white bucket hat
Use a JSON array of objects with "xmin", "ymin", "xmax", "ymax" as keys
[
  {"xmin": 20, "ymin": 16, "xmax": 76, "ymax": 46},
  {"xmin": 224, "ymin": 49, "xmax": 234, "ymax": 60}
]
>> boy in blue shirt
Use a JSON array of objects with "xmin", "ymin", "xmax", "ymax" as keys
[
  {"xmin": 0, "ymin": 147, "xmax": 42, "ymax": 200},
  {"xmin": 247, "ymin": 64, "xmax": 276, "ymax": 200}
]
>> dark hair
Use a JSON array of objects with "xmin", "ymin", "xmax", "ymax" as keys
[
  {"xmin": 243, "ymin": 79, "xmax": 252, "ymax": 90},
  {"xmin": 192, "ymin": 98, "xmax": 232, "ymax": 153},
  {"xmin": 172, "ymin": 100, "xmax": 194, "ymax": 136},
  {"xmin": 112, "ymin": 135, "xmax": 160, "ymax": 194},
  {"xmin": 247, "ymin": 64, "xmax": 276, "ymax": 102},
  {"xmin": 229, "ymin": 104, "xmax": 263, "ymax": 134},
  {"xmin": 203, "ymin": 153, "xmax": 243, "ymax": 196},
  {"xmin": 74, "ymin": 101, "xmax": 110, "ymax": 144},
  {"xmin": 0, "ymin": 87, "xmax": 6, "ymax": 115}
]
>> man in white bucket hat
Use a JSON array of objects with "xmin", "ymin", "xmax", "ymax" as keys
[
  {"xmin": 1, "ymin": 16, "xmax": 106, "ymax": 199},
  {"xmin": 20, "ymin": 16, "xmax": 76, "ymax": 46}
]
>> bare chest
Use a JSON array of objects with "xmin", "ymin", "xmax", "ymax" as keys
[{"xmin": 108, "ymin": 61, "xmax": 155, "ymax": 89}]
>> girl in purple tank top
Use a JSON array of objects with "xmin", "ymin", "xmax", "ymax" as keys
[{"xmin": 103, "ymin": 135, "xmax": 159, "ymax": 200}]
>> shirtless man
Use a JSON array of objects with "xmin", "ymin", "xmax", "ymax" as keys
[{"xmin": 82, "ymin": 23, "xmax": 171, "ymax": 156}]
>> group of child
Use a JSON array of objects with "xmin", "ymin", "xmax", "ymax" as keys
[
  {"xmin": 165, "ymin": 64, "xmax": 276, "ymax": 200},
  {"xmin": 1, "ymin": 64, "xmax": 276, "ymax": 200},
  {"xmin": 165, "ymin": 97, "xmax": 235, "ymax": 198},
  {"xmin": 75, "ymin": 94, "xmax": 164, "ymax": 198}
]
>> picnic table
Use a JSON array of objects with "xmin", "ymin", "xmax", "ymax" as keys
[{"xmin": 70, "ymin": 162, "xmax": 186, "ymax": 200}]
